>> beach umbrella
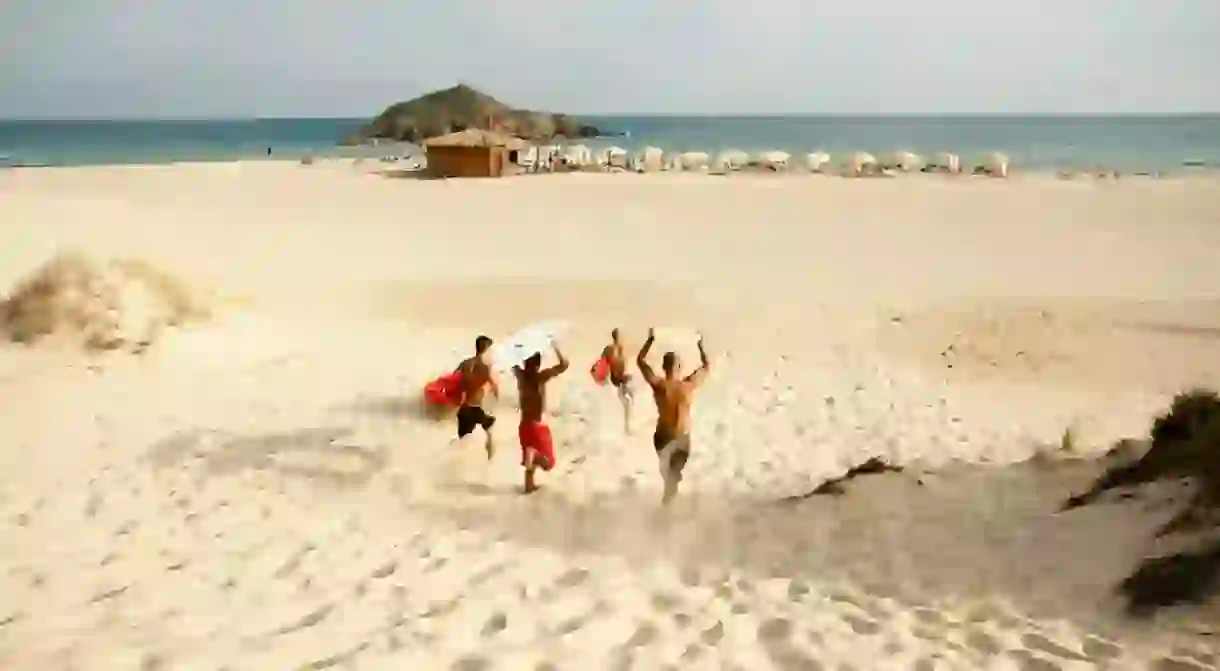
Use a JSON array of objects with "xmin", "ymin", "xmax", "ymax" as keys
[
  {"xmin": 718, "ymin": 149, "xmax": 750, "ymax": 170},
  {"xmin": 844, "ymin": 151, "xmax": 877, "ymax": 177},
  {"xmin": 604, "ymin": 146, "xmax": 629, "ymax": 168},
  {"xmin": 981, "ymin": 151, "xmax": 1010, "ymax": 178},
  {"xmin": 805, "ymin": 152, "xmax": 831, "ymax": 172},
  {"xmin": 758, "ymin": 150, "xmax": 791, "ymax": 170},
  {"xmin": 933, "ymin": 151, "xmax": 962, "ymax": 174},
  {"xmin": 639, "ymin": 146, "xmax": 664, "ymax": 172},
  {"xmin": 882, "ymin": 151, "xmax": 925, "ymax": 172},
  {"xmin": 679, "ymin": 151, "xmax": 710, "ymax": 171}
]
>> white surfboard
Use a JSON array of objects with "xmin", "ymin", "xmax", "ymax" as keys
[{"xmin": 492, "ymin": 320, "xmax": 569, "ymax": 370}]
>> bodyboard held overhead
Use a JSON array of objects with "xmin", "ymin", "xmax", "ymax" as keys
[{"xmin": 492, "ymin": 320, "xmax": 569, "ymax": 371}]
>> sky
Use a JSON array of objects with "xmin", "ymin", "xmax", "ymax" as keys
[{"xmin": 1, "ymin": 1, "xmax": 1218, "ymax": 118}]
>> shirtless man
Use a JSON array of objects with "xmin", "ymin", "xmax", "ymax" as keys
[
  {"xmin": 637, "ymin": 328, "xmax": 711, "ymax": 505},
  {"xmin": 593, "ymin": 328, "xmax": 634, "ymax": 433},
  {"xmin": 454, "ymin": 335, "xmax": 500, "ymax": 459},
  {"xmin": 514, "ymin": 342, "xmax": 570, "ymax": 493}
]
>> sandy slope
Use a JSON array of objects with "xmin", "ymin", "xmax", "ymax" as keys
[{"xmin": 2, "ymin": 163, "xmax": 1220, "ymax": 669}]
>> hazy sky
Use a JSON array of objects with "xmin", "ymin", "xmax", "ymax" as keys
[{"xmin": 2, "ymin": 1, "xmax": 1218, "ymax": 118}]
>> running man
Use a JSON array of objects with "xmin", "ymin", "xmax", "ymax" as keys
[
  {"xmin": 593, "ymin": 328, "xmax": 634, "ymax": 433},
  {"xmin": 514, "ymin": 341, "xmax": 570, "ymax": 493},
  {"xmin": 454, "ymin": 335, "xmax": 500, "ymax": 459},
  {"xmin": 636, "ymin": 328, "xmax": 711, "ymax": 505}
]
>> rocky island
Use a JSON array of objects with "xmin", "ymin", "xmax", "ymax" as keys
[{"xmin": 346, "ymin": 84, "xmax": 603, "ymax": 144}]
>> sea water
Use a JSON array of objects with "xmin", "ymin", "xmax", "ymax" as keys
[{"xmin": 1, "ymin": 115, "xmax": 1217, "ymax": 172}]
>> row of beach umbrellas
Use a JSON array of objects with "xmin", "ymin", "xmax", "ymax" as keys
[{"xmin": 519, "ymin": 145, "xmax": 1011, "ymax": 176}]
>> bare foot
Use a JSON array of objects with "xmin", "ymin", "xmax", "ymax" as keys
[
  {"xmin": 524, "ymin": 482, "xmax": 542, "ymax": 494},
  {"xmin": 485, "ymin": 438, "xmax": 496, "ymax": 461}
]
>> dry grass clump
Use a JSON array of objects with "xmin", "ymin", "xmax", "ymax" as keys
[
  {"xmin": 1062, "ymin": 389, "xmax": 1220, "ymax": 614},
  {"xmin": 1064, "ymin": 390, "xmax": 1220, "ymax": 513},
  {"xmin": 0, "ymin": 251, "xmax": 213, "ymax": 353}
]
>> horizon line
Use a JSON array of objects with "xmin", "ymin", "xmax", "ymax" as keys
[{"xmin": 3, "ymin": 111, "xmax": 1220, "ymax": 123}]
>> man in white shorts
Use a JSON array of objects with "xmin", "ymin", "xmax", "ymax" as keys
[{"xmin": 635, "ymin": 328, "xmax": 711, "ymax": 505}]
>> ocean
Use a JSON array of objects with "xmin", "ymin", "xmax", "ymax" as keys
[{"xmin": 1, "ymin": 115, "xmax": 1218, "ymax": 172}]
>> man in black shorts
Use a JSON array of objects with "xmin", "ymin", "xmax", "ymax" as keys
[{"xmin": 454, "ymin": 335, "xmax": 499, "ymax": 459}]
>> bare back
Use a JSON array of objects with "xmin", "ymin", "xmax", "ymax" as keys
[
  {"xmin": 515, "ymin": 351, "xmax": 569, "ymax": 422},
  {"xmin": 516, "ymin": 370, "xmax": 548, "ymax": 422},
  {"xmin": 458, "ymin": 357, "xmax": 494, "ymax": 407},
  {"xmin": 604, "ymin": 343, "xmax": 629, "ymax": 382},
  {"xmin": 637, "ymin": 335, "xmax": 711, "ymax": 440},
  {"xmin": 649, "ymin": 378, "xmax": 697, "ymax": 436}
]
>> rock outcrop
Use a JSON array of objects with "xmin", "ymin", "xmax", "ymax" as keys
[{"xmin": 350, "ymin": 84, "xmax": 602, "ymax": 144}]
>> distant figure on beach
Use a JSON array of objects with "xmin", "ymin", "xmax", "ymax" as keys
[
  {"xmin": 514, "ymin": 342, "xmax": 570, "ymax": 493},
  {"xmin": 266, "ymin": 147, "xmax": 272, "ymax": 157},
  {"xmin": 592, "ymin": 328, "xmax": 634, "ymax": 433},
  {"xmin": 637, "ymin": 328, "xmax": 711, "ymax": 505},
  {"xmin": 453, "ymin": 335, "xmax": 499, "ymax": 459}
]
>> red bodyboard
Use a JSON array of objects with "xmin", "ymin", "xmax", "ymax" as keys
[
  {"xmin": 590, "ymin": 357, "xmax": 610, "ymax": 385},
  {"xmin": 424, "ymin": 372, "xmax": 463, "ymax": 406}
]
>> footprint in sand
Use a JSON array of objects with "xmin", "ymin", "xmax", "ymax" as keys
[
  {"xmin": 1154, "ymin": 659, "xmax": 1212, "ymax": 671},
  {"xmin": 681, "ymin": 643, "xmax": 705, "ymax": 661},
  {"xmin": 763, "ymin": 643, "xmax": 825, "ymax": 671},
  {"xmin": 621, "ymin": 621, "xmax": 659, "ymax": 649},
  {"xmin": 842, "ymin": 613, "xmax": 883, "ymax": 636},
  {"xmin": 1005, "ymin": 649, "xmax": 1062, "ymax": 671},
  {"xmin": 963, "ymin": 628, "xmax": 1004, "ymax": 656},
  {"xmin": 554, "ymin": 567, "xmax": 590, "ymax": 589},
  {"xmin": 555, "ymin": 615, "xmax": 587, "ymax": 637},
  {"xmin": 370, "ymin": 560, "xmax": 398, "ymax": 580},
  {"xmin": 1019, "ymin": 633, "xmax": 1089, "ymax": 663},
  {"xmin": 757, "ymin": 616, "xmax": 825, "ymax": 670},
  {"xmin": 758, "ymin": 617, "xmax": 795, "ymax": 642},
  {"xmin": 787, "ymin": 579, "xmax": 812, "ymax": 602},
  {"xmin": 1080, "ymin": 635, "xmax": 1122, "ymax": 661},
  {"xmin": 451, "ymin": 655, "xmax": 491, "ymax": 671},
  {"xmin": 700, "ymin": 621, "xmax": 725, "ymax": 646},
  {"xmin": 467, "ymin": 561, "xmax": 512, "ymax": 588}
]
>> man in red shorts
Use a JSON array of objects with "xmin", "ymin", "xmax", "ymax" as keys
[{"xmin": 512, "ymin": 341, "xmax": 569, "ymax": 493}]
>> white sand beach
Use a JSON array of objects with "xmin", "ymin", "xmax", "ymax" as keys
[{"xmin": 3, "ymin": 163, "xmax": 1220, "ymax": 670}]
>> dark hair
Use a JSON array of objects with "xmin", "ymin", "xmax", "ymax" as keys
[
  {"xmin": 611, "ymin": 328, "xmax": 620, "ymax": 340},
  {"xmin": 662, "ymin": 351, "xmax": 678, "ymax": 372},
  {"xmin": 475, "ymin": 335, "xmax": 493, "ymax": 354},
  {"xmin": 524, "ymin": 352, "xmax": 542, "ymax": 370}
]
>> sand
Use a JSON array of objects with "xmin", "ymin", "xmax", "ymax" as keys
[{"xmin": 2, "ymin": 162, "xmax": 1220, "ymax": 669}]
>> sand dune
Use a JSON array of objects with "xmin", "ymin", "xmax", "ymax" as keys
[{"xmin": 2, "ymin": 163, "xmax": 1220, "ymax": 669}]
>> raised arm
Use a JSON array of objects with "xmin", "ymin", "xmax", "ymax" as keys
[
  {"xmin": 636, "ymin": 328, "xmax": 661, "ymax": 387},
  {"xmin": 684, "ymin": 336, "xmax": 712, "ymax": 388},
  {"xmin": 541, "ymin": 342, "xmax": 570, "ymax": 381}
]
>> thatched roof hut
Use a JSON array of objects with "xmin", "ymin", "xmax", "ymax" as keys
[
  {"xmin": 423, "ymin": 129, "xmax": 530, "ymax": 178},
  {"xmin": 422, "ymin": 129, "xmax": 529, "ymax": 150}
]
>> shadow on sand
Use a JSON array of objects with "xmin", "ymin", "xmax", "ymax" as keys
[
  {"xmin": 408, "ymin": 447, "xmax": 1216, "ymax": 643},
  {"xmin": 146, "ymin": 426, "xmax": 388, "ymax": 488},
  {"xmin": 333, "ymin": 392, "xmax": 457, "ymax": 424}
]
